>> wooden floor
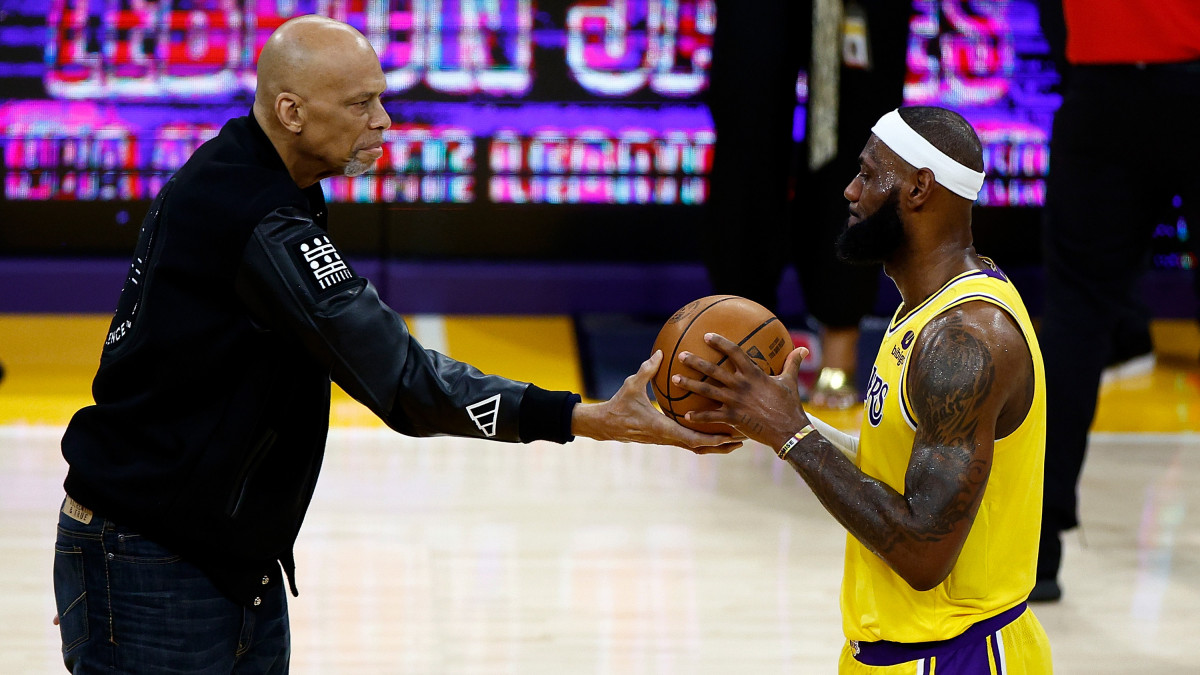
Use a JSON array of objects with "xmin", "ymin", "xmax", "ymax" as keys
[{"xmin": 1, "ymin": 315, "xmax": 1198, "ymax": 673}]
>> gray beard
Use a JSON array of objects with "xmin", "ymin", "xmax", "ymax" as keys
[{"xmin": 343, "ymin": 157, "xmax": 371, "ymax": 177}]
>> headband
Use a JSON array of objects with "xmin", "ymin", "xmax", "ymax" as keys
[{"xmin": 870, "ymin": 109, "xmax": 985, "ymax": 201}]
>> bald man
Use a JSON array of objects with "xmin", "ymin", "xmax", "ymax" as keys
[
  {"xmin": 253, "ymin": 15, "xmax": 390, "ymax": 186},
  {"xmin": 674, "ymin": 107, "xmax": 1054, "ymax": 673},
  {"xmin": 52, "ymin": 15, "xmax": 736, "ymax": 672}
]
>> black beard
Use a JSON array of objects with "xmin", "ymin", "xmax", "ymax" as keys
[{"xmin": 835, "ymin": 190, "xmax": 906, "ymax": 265}]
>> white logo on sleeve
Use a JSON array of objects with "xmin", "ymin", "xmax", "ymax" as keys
[
  {"xmin": 299, "ymin": 236, "xmax": 352, "ymax": 290},
  {"xmin": 467, "ymin": 394, "xmax": 501, "ymax": 437}
]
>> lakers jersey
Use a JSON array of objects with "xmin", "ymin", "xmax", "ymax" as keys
[{"xmin": 842, "ymin": 262, "xmax": 1046, "ymax": 644}]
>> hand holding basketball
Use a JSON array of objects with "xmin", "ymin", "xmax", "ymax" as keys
[
  {"xmin": 673, "ymin": 332, "xmax": 811, "ymax": 450},
  {"xmin": 651, "ymin": 295, "xmax": 794, "ymax": 434},
  {"xmin": 569, "ymin": 350, "xmax": 746, "ymax": 454}
]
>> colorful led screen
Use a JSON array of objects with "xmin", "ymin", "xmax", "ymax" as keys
[{"xmin": 0, "ymin": 1, "xmax": 1190, "ymax": 268}]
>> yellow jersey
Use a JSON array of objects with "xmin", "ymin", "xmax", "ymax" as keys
[{"xmin": 842, "ymin": 262, "xmax": 1046, "ymax": 643}]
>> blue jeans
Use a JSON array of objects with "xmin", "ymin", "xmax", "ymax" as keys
[{"xmin": 53, "ymin": 498, "xmax": 290, "ymax": 673}]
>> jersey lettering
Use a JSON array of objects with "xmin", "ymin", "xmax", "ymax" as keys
[{"xmin": 865, "ymin": 365, "xmax": 888, "ymax": 427}]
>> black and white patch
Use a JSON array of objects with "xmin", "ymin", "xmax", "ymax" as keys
[
  {"xmin": 467, "ymin": 394, "xmax": 501, "ymax": 437},
  {"xmin": 291, "ymin": 235, "xmax": 356, "ymax": 299}
]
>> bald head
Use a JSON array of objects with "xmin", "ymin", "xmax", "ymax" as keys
[
  {"xmin": 251, "ymin": 15, "xmax": 391, "ymax": 187},
  {"xmin": 255, "ymin": 15, "xmax": 377, "ymax": 112}
]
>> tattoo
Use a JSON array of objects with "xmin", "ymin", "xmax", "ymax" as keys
[
  {"xmin": 903, "ymin": 313, "xmax": 994, "ymax": 546},
  {"xmin": 787, "ymin": 442, "xmax": 903, "ymax": 555},
  {"xmin": 785, "ymin": 312, "xmax": 996, "ymax": 569},
  {"xmin": 738, "ymin": 413, "xmax": 763, "ymax": 435}
]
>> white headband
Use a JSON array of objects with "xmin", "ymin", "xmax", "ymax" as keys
[{"xmin": 870, "ymin": 109, "xmax": 985, "ymax": 201}]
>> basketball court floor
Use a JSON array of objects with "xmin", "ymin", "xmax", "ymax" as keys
[{"xmin": 1, "ymin": 315, "xmax": 1197, "ymax": 673}]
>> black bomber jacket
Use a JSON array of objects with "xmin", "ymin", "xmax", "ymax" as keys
[{"xmin": 61, "ymin": 113, "xmax": 579, "ymax": 606}]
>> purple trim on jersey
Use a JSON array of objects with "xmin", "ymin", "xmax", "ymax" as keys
[
  {"xmin": 980, "ymin": 266, "xmax": 1008, "ymax": 281},
  {"xmin": 991, "ymin": 631, "xmax": 1006, "ymax": 674},
  {"xmin": 851, "ymin": 602, "xmax": 1027, "ymax": 667},
  {"xmin": 886, "ymin": 270, "xmax": 992, "ymax": 337}
]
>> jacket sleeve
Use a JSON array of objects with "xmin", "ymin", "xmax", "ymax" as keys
[{"xmin": 235, "ymin": 207, "xmax": 579, "ymax": 443}]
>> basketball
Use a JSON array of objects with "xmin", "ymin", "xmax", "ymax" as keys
[{"xmin": 651, "ymin": 295, "xmax": 793, "ymax": 434}]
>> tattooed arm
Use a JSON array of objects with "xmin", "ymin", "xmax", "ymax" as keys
[
  {"xmin": 674, "ymin": 301, "xmax": 1033, "ymax": 591},
  {"xmin": 793, "ymin": 302, "xmax": 1026, "ymax": 590}
]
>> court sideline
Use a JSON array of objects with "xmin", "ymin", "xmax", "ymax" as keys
[{"xmin": 1, "ymin": 314, "xmax": 1197, "ymax": 673}]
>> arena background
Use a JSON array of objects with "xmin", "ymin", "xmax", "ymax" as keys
[
  {"xmin": 1, "ymin": 0, "xmax": 1194, "ymax": 317},
  {"xmin": 1, "ymin": 5, "xmax": 1198, "ymax": 672}
]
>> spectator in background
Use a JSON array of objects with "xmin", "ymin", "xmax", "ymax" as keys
[
  {"xmin": 1033, "ymin": 0, "xmax": 1200, "ymax": 602},
  {"xmin": 1036, "ymin": 0, "xmax": 1157, "ymax": 386},
  {"xmin": 702, "ymin": 1, "xmax": 911, "ymax": 409}
]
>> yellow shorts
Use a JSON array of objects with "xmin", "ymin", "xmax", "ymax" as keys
[{"xmin": 837, "ymin": 606, "xmax": 1052, "ymax": 674}]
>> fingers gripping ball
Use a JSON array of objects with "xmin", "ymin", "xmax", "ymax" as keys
[{"xmin": 651, "ymin": 295, "xmax": 793, "ymax": 433}]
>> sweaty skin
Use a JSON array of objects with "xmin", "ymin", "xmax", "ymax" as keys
[{"xmin": 673, "ymin": 132, "xmax": 1035, "ymax": 590}]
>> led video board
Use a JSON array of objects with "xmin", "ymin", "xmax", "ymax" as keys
[
  {"xmin": 0, "ymin": 1, "xmax": 1188, "ymax": 267},
  {"xmin": 2, "ymin": 0, "xmax": 715, "ymax": 206}
]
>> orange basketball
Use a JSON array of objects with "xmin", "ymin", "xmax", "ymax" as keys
[{"xmin": 651, "ymin": 295, "xmax": 793, "ymax": 434}]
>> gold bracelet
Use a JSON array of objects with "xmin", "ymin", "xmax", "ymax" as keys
[{"xmin": 777, "ymin": 425, "xmax": 816, "ymax": 460}]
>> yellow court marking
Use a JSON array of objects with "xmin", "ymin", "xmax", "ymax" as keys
[
  {"xmin": 1093, "ymin": 319, "xmax": 1200, "ymax": 433},
  {"xmin": 0, "ymin": 314, "xmax": 584, "ymax": 428},
  {"xmin": 440, "ymin": 315, "xmax": 584, "ymax": 394},
  {"xmin": 1, "ymin": 315, "xmax": 1195, "ymax": 432},
  {"xmin": 331, "ymin": 314, "xmax": 584, "ymax": 426},
  {"xmin": 0, "ymin": 314, "xmax": 106, "ymax": 425}
]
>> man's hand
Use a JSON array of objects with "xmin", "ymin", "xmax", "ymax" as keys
[
  {"xmin": 673, "ymin": 333, "xmax": 811, "ymax": 451},
  {"xmin": 571, "ymin": 351, "xmax": 744, "ymax": 454}
]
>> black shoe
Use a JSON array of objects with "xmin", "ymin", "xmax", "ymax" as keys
[{"xmin": 1029, "ymin": 579, "xmax": 1062, "ymax": 603}]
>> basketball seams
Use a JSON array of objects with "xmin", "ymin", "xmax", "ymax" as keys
[
  {"xmin": 658, "ymin": 296, "xmax": 728, "ymax": 419},
  {"xmin": 735, "ymin": 318, "xmax": 785, "ymax": 374},
  {"xmin": 657, "ymin": 305, "xmax": 783, "ymax": 405},
  {"xmin": 661, "ymin": 297, "xmax": 735, "ymax": 409},
  {"xmin": 651, "ymin": 295, "xmax": 791, "ymax": 433}
]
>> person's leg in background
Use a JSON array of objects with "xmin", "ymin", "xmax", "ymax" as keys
[
  {"xmin": 701, "ymin": 1, "xmax": 804, "ymax": 311},
  {"xmin": 794, "ymin": 0, "xmax": 909, "ymax": 409},
  {"xmin": 795, "ymin": 156, "xmax": 881, "ymax": 409},
  {"xmin": 1101, "ymin": 270, "xmax": 1156, "ymax": 384},
  {"xmin": 1036, "ymin": 67, "xmax": 1169, "ymax": 602}
]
